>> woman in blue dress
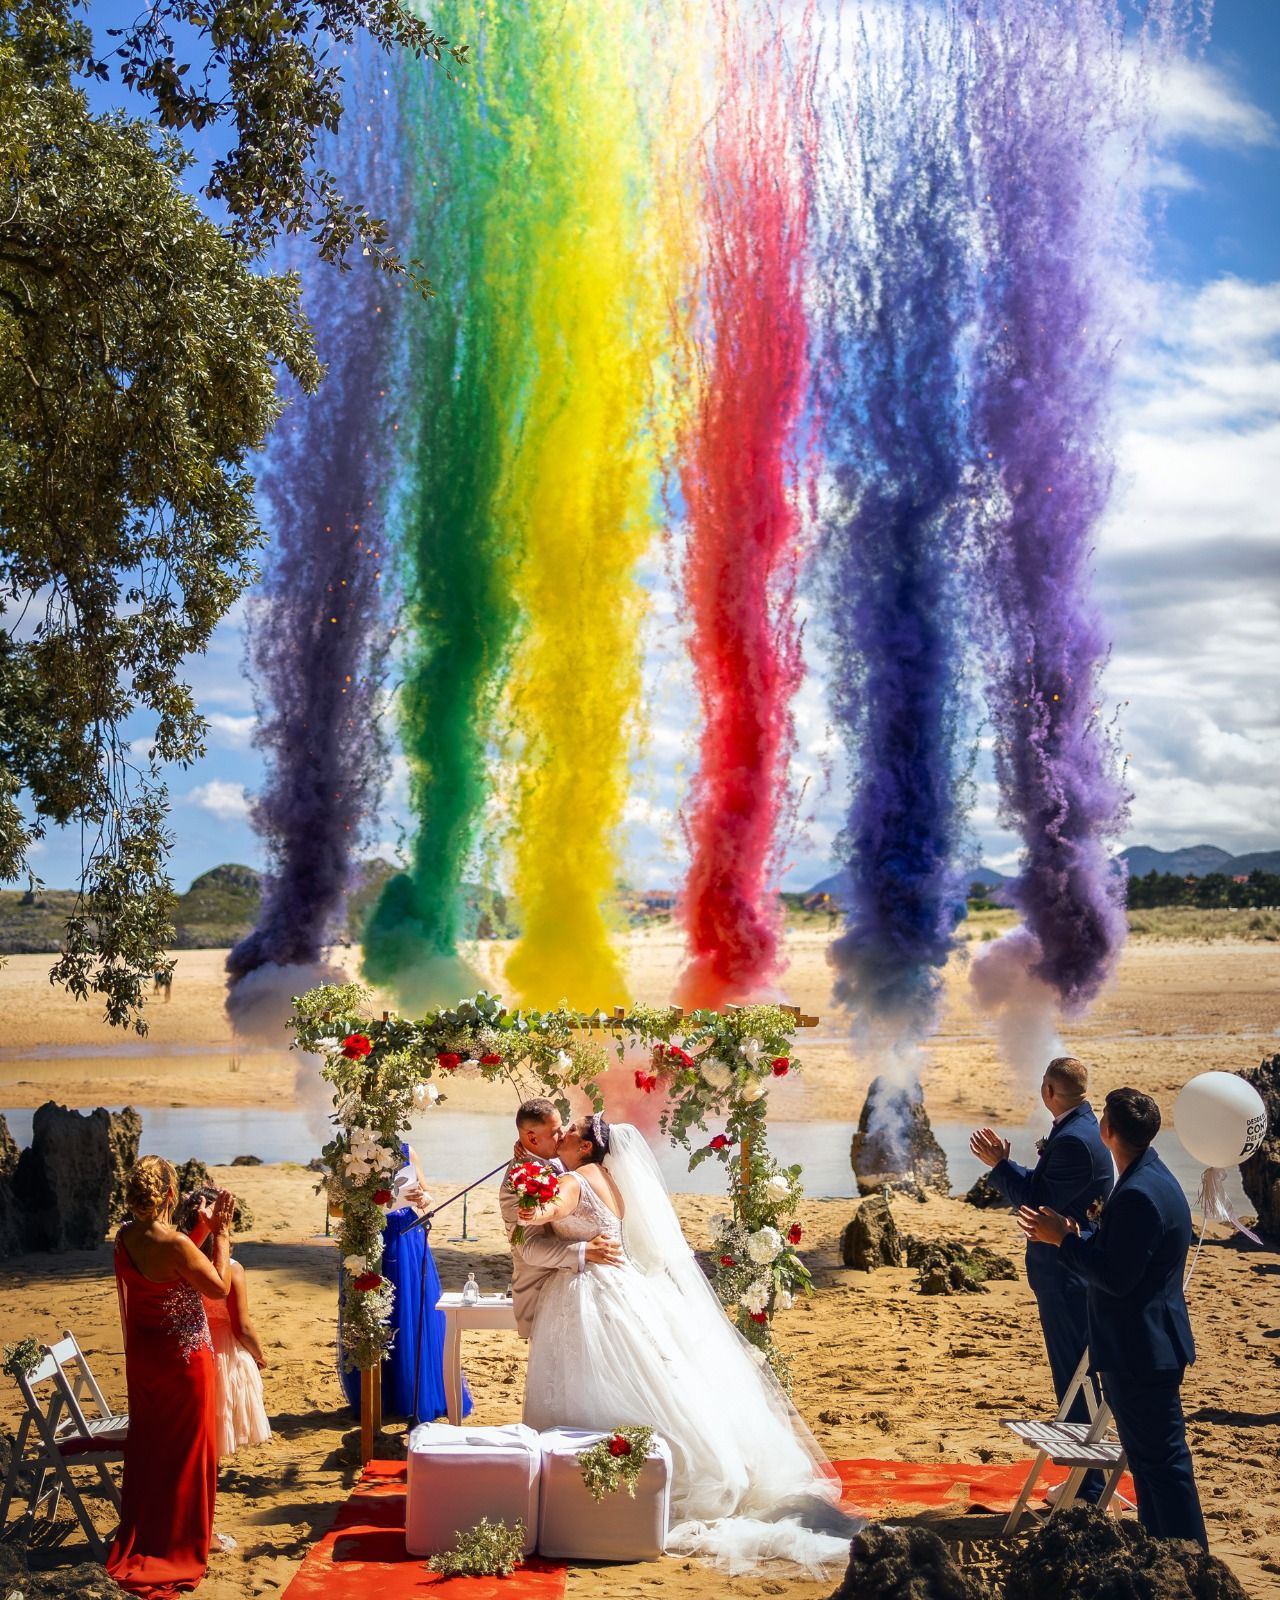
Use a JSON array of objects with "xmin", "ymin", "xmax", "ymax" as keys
[{"xmin": 339, "ymin": 1143, "xmax": 471, "ymax": 1423}]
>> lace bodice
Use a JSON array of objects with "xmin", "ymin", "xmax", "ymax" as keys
[{"xmin": 550, "ymin": 1172, "xmax": 622, "ymax": 1244}]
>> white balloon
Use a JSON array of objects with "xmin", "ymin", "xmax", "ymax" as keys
[{"xmin": 1172, "ymin": 1072, "xmax": 1268, "ymax": 1169}]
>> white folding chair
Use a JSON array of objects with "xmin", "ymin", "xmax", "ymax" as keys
[
  {"xmin": 0, "ymin": 1330, "xmax": 128, "ymax": 1557},
  {"xmin": 1000, "ymin": 1348, "xmax": 1132, "ymax": 1534}
]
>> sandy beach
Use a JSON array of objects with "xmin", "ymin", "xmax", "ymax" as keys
[{"xmin": 1, "ymin": 929, "xmax": 1277, "ymax": 1597}]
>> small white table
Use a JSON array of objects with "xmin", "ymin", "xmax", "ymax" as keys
[{"xmin": 436, "ymin": 1292, "xmax": 518, "ymax": 1424}]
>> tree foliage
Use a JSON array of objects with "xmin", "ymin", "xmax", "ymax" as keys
[
  {"xmin": 88, "ymin": 0, "xmax": 467, "ymax": 288},
  {"xmin": 0, "ymin": 1, "xmax": 320, "ymax": 1027}
]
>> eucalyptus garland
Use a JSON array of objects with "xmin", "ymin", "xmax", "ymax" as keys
[
  {"xmin": 291, "ymin": 984, "xmax": 808, "ymax": 1375},
  {"xmin": 2, "ymin": 1336, "xmax": 43, "ymax": 1382},
  {"xmin": 577, "ymin": 1426, "xmax": 656, "ymax": 1500},
  {"xmin": 426, "ymin": 1517, "xmax": 526, "ymax": 1577}
]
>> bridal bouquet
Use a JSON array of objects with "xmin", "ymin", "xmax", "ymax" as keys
[{"xmin": 508, "ymin": 1160, "xmax": 559, "ymax": 1244}]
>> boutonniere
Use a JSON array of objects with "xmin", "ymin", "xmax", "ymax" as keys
[
  {"xmin": 1035, "ymin": 1137, "xmax": 1049, "ymax": 1157},
  {"xmin": 1086, "ymin": 1196, "xmax": 1105, "ymax": 1225}
]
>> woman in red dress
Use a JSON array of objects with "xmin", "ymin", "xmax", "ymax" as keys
[{"xmin": 107, "ymin": 1157, "xmax": 235, "ymax": 1597}]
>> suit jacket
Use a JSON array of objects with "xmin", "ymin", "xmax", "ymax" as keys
[
  {"xmin": 1058, "ymin": 1144, "xmax": 1195, "ymax": 1375},
  {"xmin": 499, "ymin": 1152, "xmax": 582, "ymax": 1339},
  {"xmin": 986, "ymin": 1103, "xmax": 1114, "ymax": 1293}
]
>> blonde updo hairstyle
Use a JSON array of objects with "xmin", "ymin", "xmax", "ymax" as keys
[{"xmin": 126, "ymin": 1155, "xmax": 178, "ymax": 1222}]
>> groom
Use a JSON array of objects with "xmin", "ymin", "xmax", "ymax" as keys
[{"xmin": 500, "ymin": 1098, "xmax": 622, "ymax": 1337}]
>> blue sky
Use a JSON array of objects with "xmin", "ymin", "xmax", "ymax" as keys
[{"xmin": 25, "ymin": 1, "xmax": 1280, "ymax": 895}]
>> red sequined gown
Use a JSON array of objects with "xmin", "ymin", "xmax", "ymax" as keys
[{"xmin": 106, "ymin": 1235, "xmax": 217, "ymax": 1597}]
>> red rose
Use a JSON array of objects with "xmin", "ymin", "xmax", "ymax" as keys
[
  {"xmin": 665, "ymin": 1045, "xmax": 693, "ymax": 1068},
  {"xmin": 480, "ymin": 1053, "xmax": 503, "ymax": 1066},
  {"xmin": 607, "ymin": 1434, "xmax": 632, "ymax": 1458},
  {"xmin": 353, "ymin": 1272, "xmax": 383, "ymax": 1292},
  {"xmin": 749, "ymin": 1311, "xmax": 769, "ymax": 1325},
  {"xmin": 787, "ymin": 1223, "xmax": 802, "ymax": 1245},
  {"xmin": 709, "ymin": 1134, "xmax": 731, "ymax": 1151},
  {"xmin": 372, "ymin": 1189, "xmax": 393, "ymax": 1207},
  {"xmin": 342, "ymin": 1033, "xmax": 372, "ymax": 1059},
  {"xmin": 719, "ymin": 1255, "xmax": 735, "ymax": 1267},
  {"xmin": 771, "ymin": 1057, "xmax": 790, "ymax": 1077},
  {"xmin": 436, "ymin": 1052, "xmax": 461, "ymax": 1071},
  {"xmin": 633, "ymin": 1069, "xmax": 649, "ymax": 1089}
]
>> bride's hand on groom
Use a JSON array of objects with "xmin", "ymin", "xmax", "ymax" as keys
[{"xmin": 585, "ymin": 1234, "xmax": 624, "ymax": 1268}]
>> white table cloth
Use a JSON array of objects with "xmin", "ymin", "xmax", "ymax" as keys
[
  {"xmin": 435, "ymin": 1291, "xmax": 518, "ymax": 1425},
  {"xmin": 405, "ymin": 1421, "xmax": 540, "ymax": 1557},
  {"xmin": 536, "ymin": 1426, "xmax": 672, "ymax": 1562}
]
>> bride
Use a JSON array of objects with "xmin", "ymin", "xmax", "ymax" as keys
[{"xmin": 521, "ymin": 1114, "xmax": 859, "ymax": 1575}]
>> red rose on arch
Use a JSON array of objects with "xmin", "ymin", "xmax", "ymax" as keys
[
  {"xmin": 771, "ymin": 1057, "xmax": 790, "ymax": 1077},
  {"xmin": 342, "ymin": 1033, "xmax": 372, "ymax": 1060},
  {"xmin": 480, "ymin": 1053, "xmax": 503, "ymax": 1066},
  {"xmin": 633, "ymin": 1070, "xmax": 659, "ymax": 1093},
  {"xmin": 787, "ymin": 1223, "xmax": 803, "ymax": 1245},
  {"xmin": 719, "ymin": 1255, "xmax": 735, "ymax": 1267},
  {"xmin": 353, "ymin": 1272, "xmax": 384, "ymax": 1293},
  {"xmin": 436, "ymin": 1052, "xmax": 461, "ymax": 1072},
  {"xmin": 709, "ymin": 1134, "xmax": 732, "ymax": 1152},
  {"xmin": 607, "ymin": 1434, "xmax": 632, "ymax": 1458},
  {"xmin": 665, "ymin": 1045, "xmax": 693, "ymax": 1069},
  {"xmin": 749, "ymin": 1311, "xmax": 769, "ymax": 1325},
  {"xmin": 372, "ymin": 1189, "xmax": 393, "ymax": 1207}
]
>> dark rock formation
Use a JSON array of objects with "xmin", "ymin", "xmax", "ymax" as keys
[
  {"xmin": 106, "ymin": 1107, "xmax": 142, "ymax": 1224},
  {"xmin": 851, "ymin": 1076, "xmax": 949, "ymax": 1198},
  {"xmin": 0, "ymin": 1115, "xmax": 21, "ymax": 1256},
  {"xmin": 0, "ymin": 1542, "xmax": 127, "ymax": 1599},
  {"xmin": 830, "ymin": 1522, "xmax": 980, "ymax": 1600},
  {"xmin": 962, "ymin": 1173, "xmax": 1008, "ymax": 1209},
  {"xmin": 1240, "ymin": 1054, "xmax": 1279, "ymax": 1241},
  {"xmin": 841, "ymin": 1193, "xmax": 902, "ymax": 1271},
  {"xmin": 903, "ymin": 1236, "xmax": 1017, "ymax": 1296},
  {"xmin": 174, "ymin": 1156, "xmax": 254, "ymax": 1233},
  {"xmin": 230, "ymin": 1153, "xmax": 263, "ymax": 1166},
  {"xmin": 1003, "ymin": 1501, "xmax": 1247, "ymax": 1600},
  {"xmin": 11, "ymin": 1104, "xmax": 123, "ymax": 1252}
]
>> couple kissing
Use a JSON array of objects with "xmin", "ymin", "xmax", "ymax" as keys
[{"xmin": 500, "ymin": 1099, "xmax": 860, "ymax": 1575}]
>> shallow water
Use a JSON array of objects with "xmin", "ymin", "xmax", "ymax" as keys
[{"xmin": 0, "ymin": 1104, "xmax": 1248, "ymax": 1214}]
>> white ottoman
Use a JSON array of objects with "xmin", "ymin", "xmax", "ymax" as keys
[
  {"xmin": 536, "ymin": 1427, "xmax": 672, "ymax": 1561},
  {"xmin": 405, "ymin": 1422, "xmax": 540, "ymax": 1557}
]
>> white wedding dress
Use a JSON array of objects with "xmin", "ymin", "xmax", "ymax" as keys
[{"xmin": 522, "ymin": 1125, "xmax": 859, "ymax": 1575}]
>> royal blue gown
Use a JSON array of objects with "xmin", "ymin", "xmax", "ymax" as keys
[{"xmin": 339, "ymin": 1144, "xmax": 472, "ymax": 1424}]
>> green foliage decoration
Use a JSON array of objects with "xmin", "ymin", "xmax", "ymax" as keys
[
  {"xmin": 426, "ymin": 1517, "xmax": 526, "ymax": 1578},
  {"xmin": 577, "ymin": 1426, "xmax": 655, "ymax": 1501}
]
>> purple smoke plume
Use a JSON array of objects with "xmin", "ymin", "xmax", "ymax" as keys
[
  {"xmin": 226, "ymin": 54, "xmax": 402, "ymax": 1033},
  {"xmin": 816, "ymin": 5, "xmax": 975, "ymax": 1047},
  {"xmin": 966, "ymin": 0, "xmax": 1199, "ymax": 1017}
]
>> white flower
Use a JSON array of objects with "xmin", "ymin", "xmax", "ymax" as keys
[
  {"xmin": 746, "ymin": 1226, "xmax": 783, "ymax": 1266},
  {"xmin": 740, "ymin": 1278, "xmax": 770, "ymax": 1314},
  {"xmin": 343, "ymin": 1254, "xmax": 367, "ymax": 1274},
  {"xmin": 412, "ymin": 1081, "xmax": 441, "ymax": 1111},
  {"xmin": 701, "ymin": 1059, "xmax": 734, "ymax": 1093},
  {"xmin": 738, "ymin": 1077, "xmax": 766, "ymax": 1104},
  {"xmin": 344, "ymin": 1152, "xmax": 371, "ymax": 1179},
  {"xmin": 764, "ymin": 1173, "xmax": 792, "ymax": 1202},
  {"xmin": 739, "ymin": 1036, "xmax": 762, "ymax": 1067},
  {"xmin": 776, "ymin": 1289, "xmax": 794, "ymax": 1311},
  {"xmin": 461, "ymin": 1058, "xmax": 481, "ymax": 1072},
  {"xmin": 556, "ymin": 1050, "xmax": 573, "ymax": 1070},
  {"xmin": 314, "ymin": 1036, "xmax": 340, "ymax": 1055}
]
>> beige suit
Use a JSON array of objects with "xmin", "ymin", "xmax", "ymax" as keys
[{"xmin": 499, "ymin": 1153, "xmax": 583, "ymax": 1339}]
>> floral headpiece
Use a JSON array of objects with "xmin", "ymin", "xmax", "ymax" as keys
[{"xmin": 589, "ymin": 1113, "xmax": 611, "ymax": 1155}]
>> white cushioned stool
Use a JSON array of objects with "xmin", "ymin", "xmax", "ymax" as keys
[
  {"xmin": 405, "ymin": 1421, "xmax": 540, "ymax": 1557},
  {"xmin": 536, "ymin": 1427, "xmax": 672, "ymax": 1561}
]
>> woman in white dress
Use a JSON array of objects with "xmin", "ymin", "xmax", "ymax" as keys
[{"xmin": 521, "ymin": 1115, "xmax": 858, "ymax": 1575}]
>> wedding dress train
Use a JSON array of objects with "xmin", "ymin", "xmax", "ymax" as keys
[{"xmin": 522, "ymin": 1125, "xmax": 859, "ymax": 1576}]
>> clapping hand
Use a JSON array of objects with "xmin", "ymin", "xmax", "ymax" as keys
[
  {"xmin": 209, "ymin": 1189, "xmax": 236, "ymax": 1235},
  {"xmin": 1017, "ymin": 1205, "xmax": 1076, "ymax": 1246},
  {"xmin": 969, "ymin": 1127, "xmax": 1011, "ymax": 1168}
]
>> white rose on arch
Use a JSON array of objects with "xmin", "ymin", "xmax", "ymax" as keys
[
  {"xmin": 739, "ymin": 1037, "xmax": 762, "ymax": 1069},
  {"xmin": 764, "ymin": 1173, "xmax": 792, "ymax": 1203},
  {"xmin": 740, "ymin": 1278, "xmax": 770, "ymax": 1314},
  {"xmin": 701, "ymin": 1059, "xmax": 735, "ymax": 1094},
  {"xmin": 746, "ymin": 1225, "xmax": 783, "ymax": 1265},
  {"xmin": 343, "ymin": 1254, "xmax": 367, "ymax": 1274},
  {"xmin": 412, "ymin": 1081, "xmax": 441, "ymax": 1110}
]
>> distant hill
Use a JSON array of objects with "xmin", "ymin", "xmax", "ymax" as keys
[{"xmin": 1117, "ymin": 843, "xmax": 1235, "ymax": 879}]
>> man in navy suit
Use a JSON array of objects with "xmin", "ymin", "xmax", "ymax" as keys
[
  {"xmin": 1021, "ymin": 1086, "xmax": 1207, "ymax": 1548},
  {"xmin": 970, "ymin": 1056, "xmax": 1114, "ymax": 1501}
]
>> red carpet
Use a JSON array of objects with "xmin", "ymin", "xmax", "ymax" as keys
[{"xmin": 281, "ymin": 1456, "xmax": 1138, "ymax": 1596}]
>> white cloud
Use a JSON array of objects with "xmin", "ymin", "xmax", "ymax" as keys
[
  {"xmin": 185, "ymin": 780, "xmax": 252, "ymax": 822},
  {"xmin": 203, "ymin": 711, "xmax": 257, "ymax": 748},
  {"xmin": 1152, "ymin": 57, "xmax": 1278, "ymax": 151}
]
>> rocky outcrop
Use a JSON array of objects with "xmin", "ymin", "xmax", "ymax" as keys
[
  {"xmin": 830, "ymin": 1522, "xmax": 980, "ymax": 1600},
  {"xmin": 850, "ymin": 1076, "xmax": 949, "ymax": 1198},
  {"xmin": 962, "ymin": 1173, "xmax": 1008, "ymax": 1209},
  {"xmin": 840, "ymin": 1193, "xmax": 902, "ymax": 1271},
  {"xmin": 0, "ymin": 1542, "xmax": 127, "ymax": 1599},
  {"xmin": 0, "ymin": 1103, "xmax": 141, "ymax": 1257},
  {"xmin": 1003, "ymin": 1502, "xmax": 1247, "ymax": 1600},
  {"xmin": 1240, "ymin": 1054, "xmax": 1279, "ymax": 1241},
  {"xmin": 903, "ymin": 1236, "xmax": 1017, "ymax": 1296}
]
